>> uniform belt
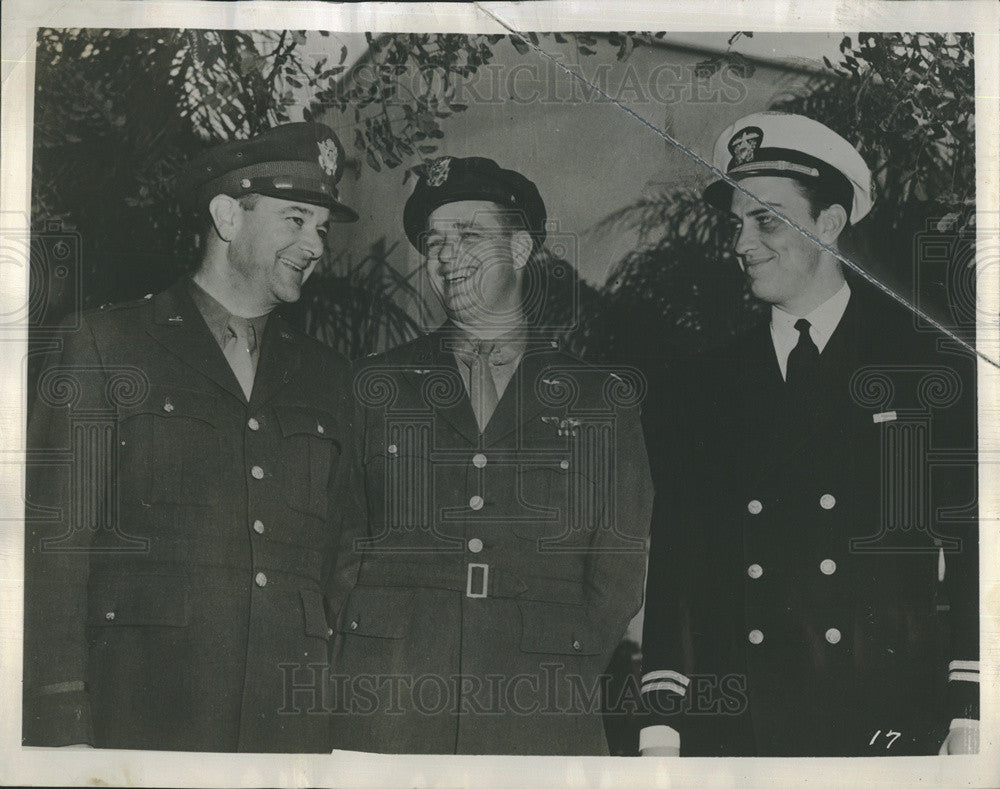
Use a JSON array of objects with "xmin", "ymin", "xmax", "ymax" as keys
[{"xmin": 356, "ymin": 561, "xmax": 584, "ymax": 603}]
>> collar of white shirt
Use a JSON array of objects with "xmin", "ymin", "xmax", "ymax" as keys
[{"xmin": 770, "ymin": 281, "xmax": 851, "ymax": 380}]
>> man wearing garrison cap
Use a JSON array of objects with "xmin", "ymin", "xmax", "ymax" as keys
[
  {"xmin": 24, "ymin": 123, "xmax": 362, "ymax": 751},
  {"xmin": 330, "ymin": 156, "xmax": 653, "ymax": 754},
  {"xmin": 639, "ymin": 113, "xmax": 979, "ymax": 756}
]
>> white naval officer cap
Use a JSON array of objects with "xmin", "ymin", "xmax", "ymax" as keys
[{"xmin": 703, "ymin": 112, "xmax": 874, "ymax": 224}]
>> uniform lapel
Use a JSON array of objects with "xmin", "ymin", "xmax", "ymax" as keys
[
  {"xmin": 399, "ymin": 327, "xmax": 481, "ymax": 445},
  {"xmin": 145, "ymin": 280, "xmax": 247, "ymax": 403},
  {"xmin": 740, "ymin": 323, "xmax": 786, "ymax": 483},
  {"xmin": 248, "ymin": 314, "xmax": 302, "ymax": 407},
  {"xmin": 483, "ymin": 343, "xmax": 560, "ymax": 447}
]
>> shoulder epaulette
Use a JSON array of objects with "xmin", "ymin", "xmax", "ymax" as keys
[{"xmin": 97, "ymin": 293, "xmax": 154, "ymax": 312}]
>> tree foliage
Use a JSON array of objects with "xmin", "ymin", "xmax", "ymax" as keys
[
  {"xmin": 31, "ymin": 29, "xmax": 974, "ymax": 361},
  {"xmin": 773, "ymin": 33, "xmax": 974, "ymax": 233},
  {"xmin": 31, "ymin": 29, "xmax": 656, "ymax": 355},
  {"xmin": 585, "ymin": 188, "xmax": 763, "ymax": 361},
  {"xmin": 595, "ymin": 31, "xmax": 975, "ymax": 360}
]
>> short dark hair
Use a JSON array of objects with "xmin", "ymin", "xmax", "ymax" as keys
[
  {"xmin": 791, "ymin": 177, "xmax": 859, "ymax": 260},
  {"xmin": 791, "ymin": 177, "xmax": 852, "ymax": 229}
]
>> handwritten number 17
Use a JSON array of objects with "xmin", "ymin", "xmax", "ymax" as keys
[{"xmin": 869, "ymin": 730, "xmax": 901, "ymax": 749}]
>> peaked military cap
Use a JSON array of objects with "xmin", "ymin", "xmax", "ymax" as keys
[
  {"xmin": 403, "ymin": 156, "xmax": 547, "ymax": 250},
  {"xmin": 179, "ymin": 121, "xmax": 358, "ymax": 222},
  {"xmin": 704, "ymin": 112, "xmax": 874, "ymax": 224}
]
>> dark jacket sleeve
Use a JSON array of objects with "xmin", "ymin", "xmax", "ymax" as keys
[
  {"xmin": 23, "ymin": 317, "xmax": 109, "ymax": 746},
  {"xmin": 940, "ymin": 345, "xmax": 979, "ymax": 721},
  {"xmin": 582, "ymin": 395, "xmax": 653, "ymax": 660},
  {"xmin": 638, "ymin": 361, "xmax": 699, "ymax": 734},
  {"xmin": 321, "ymin": 354, "xmax": 368, "ymax": 632}
]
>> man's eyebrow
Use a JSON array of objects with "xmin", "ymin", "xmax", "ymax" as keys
[
  {"xmin": 427, "ymin": 220, "xmax": 475, "ymax": 234},
  {"xmin": 283, "ymin": 205, "xmax": 314, "ymax": 216},
  {"xmin": 746, "ymin": 205, "xmax": 784, "ymax": 218}
]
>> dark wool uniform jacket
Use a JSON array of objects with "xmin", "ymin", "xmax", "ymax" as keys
[
  {"xmin": 329, "ymin": 325, "xmax": 653, "ymax": 755},
  {"xmin": 640, "ymin": 282, "xmax": 979, "ymax": 756},
  {"xmin": 23, "ymin": 279, "xmax": 361, "ymax": 752}
]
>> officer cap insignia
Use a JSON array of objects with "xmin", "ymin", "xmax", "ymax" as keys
[
  {"xmin": 426, "ymin": 156, "xmax": 452, "ymax": 188},
  {"xmin": 728, "ymin": 126, "xmax": 763, "ymax": 165},
  {"xmin": 317, "ymin": 137, "xmax": 339, "ymax": 176},
  {"xmin": 177, "ymin": 122, "xmax": 357, "ymax": 222}
]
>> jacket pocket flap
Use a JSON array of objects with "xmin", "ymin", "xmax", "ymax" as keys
[
  {"xmin": 87, "ymin": 574, "xmax": 189, "ymax": 627},
  {"xmin": 337, "ymin": 585, "xmax": 413, "ymax": 639},
  {"xmin": 275, "ymin": 405, "xmax": 339, "ymax": 441},
  {"xmin": 119, "ymin": 388, "xmax": 220, "ymax": 426},
  {"xmin": 518, "ymin": 600, "xmax": 600, "ymax": 655},
  {"xmin": 300, "ymin": 589, "xmax": 332, "ymax": 639}
]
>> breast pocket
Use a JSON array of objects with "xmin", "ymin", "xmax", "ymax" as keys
[
  {"xmin": 118, "ymin": 389, "xmax": 222, "ymax": 505},
  {"xmin": 275, "ymin": 405, "xmax": 342, "ymax": 517}
]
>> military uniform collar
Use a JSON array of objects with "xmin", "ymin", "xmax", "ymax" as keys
[
  {"xmin": 147, "ymin": 279, "xmax": 301, "ymax": 405},
  {"xmin": 186, "ymin": 278, "xmax": 271, "ymax": 350}
]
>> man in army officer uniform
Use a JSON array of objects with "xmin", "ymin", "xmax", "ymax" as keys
[
  {"xmin": 331, "ymin": 156, "xmax": 653, "ymax": 755},
  {"xmin": 639, "ymin": 113, "xmax": 979, "ymax": 757},
  {"xmin": 24, "ymin": 122, "xmax": 361, "ymax": 752}
]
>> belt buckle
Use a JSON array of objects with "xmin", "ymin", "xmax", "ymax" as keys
[{"xmin": 466, "ymin": 563, "xmax": 489, "ymax": 598}]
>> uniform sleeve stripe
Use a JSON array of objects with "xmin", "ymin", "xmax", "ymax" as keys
[
  {"xmin": 641, "ymin": 670, "xmax": 690, "ymax": 686},
  {"xmin": 949, "ymin": 660, "xmax": 979, "ymax": 672},
  {"xmin": 641, "ymin": 680, "xmax": 688, "ymax": 697},
  {"xmin": 949, "ymin": 671, "xmax": 980, "ymax": 683}
]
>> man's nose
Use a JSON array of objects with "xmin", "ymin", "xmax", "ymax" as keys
[
  {"xmin": 733, "ymin": 221, "xmax": 757, "ymax": 257},
  {"xmin": 300, "ymin": 226, "xmax": 325, "ymax": 259},
  {"xmin": 435, "ymin": 238, "xmax": 458, "ymax": 267}
]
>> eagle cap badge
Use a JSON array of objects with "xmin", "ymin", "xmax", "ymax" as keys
[
  {"xmin": 317, "ymin": 138, "xmax": 339, "ymax": 176},
  {"xmin": 728, "ymin": 126, "xmax": 763, "ymax": 166},
  {"xmin": 426, "ymin": 156, "xmax": 452, "ymax": 188}
]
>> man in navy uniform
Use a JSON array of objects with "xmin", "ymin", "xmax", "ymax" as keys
[
  {"xmin": 331, "ymin": 156, "xmax": 653, "ymax": 754},
  {"xmin": 24, "ymin": 122, "xmax": 361, "ymax": 751},
  {"xmin": 639, "ymin": 113, "xmax": 979, "ymax": 757}
]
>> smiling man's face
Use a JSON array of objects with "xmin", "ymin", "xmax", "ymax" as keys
[
  {"xmin": 226, "ymin": 194, "xmax": 330, "ymax": 310},
  {"xmin": 730, "ymin": 176, "xmax": 826, "ymax": 314},
  {"xmin": 424, "ymin": 200, "xmax": 525, "ymax": 328}
]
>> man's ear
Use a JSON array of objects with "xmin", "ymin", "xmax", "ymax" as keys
[
  {"xmin": 509, "ymin": 229, "xmax": 533, "ymax": 270},
  {"xmin": 207, "ymin": 194, "xmax": 243, "ymax": 243},
  {"xmin": 817, "ymin": 203, "xmax": 848, "ymax": 244}
]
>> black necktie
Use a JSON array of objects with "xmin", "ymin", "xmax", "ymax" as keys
[{"xmin": 786, "ymin": 318, "xmax": 819, "ymax": 395}]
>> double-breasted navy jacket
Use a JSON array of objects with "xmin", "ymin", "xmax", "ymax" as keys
[{"xmin": 640, "ymin": 283, "xmax": 979, "ymax": 756}]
